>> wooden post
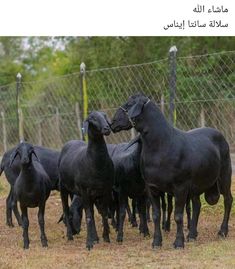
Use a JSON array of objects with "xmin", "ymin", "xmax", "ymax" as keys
[
  {"xmin": 200, "ymin": 107, "xmax": 205, "ymax": 127},
  {"xmin": 169, "ymin": 46, "xmax": 177, "ymax": 127},
  {"xmin": 75, "ymin": 102, "xmax": 83, "ymax": 140},
  {"xmin": 80, "ymin": 62, "xmax": 88, "ymax": 141},
  {"xmin": 18, "ymin": 108, "xmax": 24, "ymax": 141},
  {"xmin": 55, "ymin": 107, "xmax": 61, "ymax": 147},
  {"xmin": 1, "ymin": 111, "xmax": 7, "ymax": 152},
  {"xmin": 16, "ymin": 73, "xmax": 24, "ymax": 141},
  {"xmin": 38, "ymin": 120, "xmax": 42, "ymax": 146}
]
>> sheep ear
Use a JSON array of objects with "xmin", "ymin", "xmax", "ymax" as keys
[
  {"xmin": 9, "ymin": 150, "xmax": 18, "ymax": 167},
  {"xmin": 32, "ymin": 150, "xmax": 40, "ymax": 162},
  {"xmin": 82, "ymin": 120, "xmax": 89, "ymax": 135},
  {"xmin": 127, "ymin": 102, "xmax": 144, "ymax": 119}
]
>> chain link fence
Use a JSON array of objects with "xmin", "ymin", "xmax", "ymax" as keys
[{"xmin": 0, "ymin": 49, "xmax": 235, "ymax": 156}]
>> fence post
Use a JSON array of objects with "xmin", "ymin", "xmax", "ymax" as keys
[
  {"xmin": 80, "ymin": 62, "xmax": 88, "ymax": 141},
  {"xmin": 18, "ymin": 108, "xmax": 24, "ymax": 141},
  {"xmin": 75, "ymin": 102, "xmax": 83, "ymax": 140},
  {"xmin": 38, "ymin": 120, "xmax": 42, "ymax": 146},
  {"xmin": 168, "ymin": 46, "xmax": 177, "ymax": 127},
  {"xmin": 55, "ymin": 107, "xmax": 61, "ymax": 147},
  {"xmin": 16, "ymin": 73, "xmax": 24, "ymax": 141},
  {"xmin": 1, "ymin": 111, "xmax": 7, "ymax": 152},
  {"xmin": 200, "ymin": 107, "xmax": 205, "ymax": 127}
]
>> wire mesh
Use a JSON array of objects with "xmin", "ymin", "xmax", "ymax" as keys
[{"xmin": 0, "ymin": 50, "xmax": 235, "ymax": 155}]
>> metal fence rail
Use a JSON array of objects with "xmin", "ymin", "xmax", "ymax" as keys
[{"xmin": 0, "ymin": 48, "xmax": 235, "ymax": 155}]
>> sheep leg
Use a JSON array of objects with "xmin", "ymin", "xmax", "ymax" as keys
[
  {"xmin": 218, "ymin": 190, "xmax": 233, "ymax": 237},
  {"xmin": 115, "ymin": 201, "xmax": 120, "ymax": 232},
  {"xmin": 187, "ymin": 196, "xmax": 201, "ymax": 241},
  {"xmin": 173, "ymin": 190, "xmax": 188, "ymax": 249},
  {"xmin": 90, "ymin": 203, "xmax": 99, "ymax": 243},
  {"xmin": 126, "ymin": 202, "xmax": 132, "ymax": 223},
  {"xmin": 101, "ymin": 212, "xmax": 110, "ymax": 242},
  {"xmin": 149, "ymin": 192, "xmax": 162, "ymax": 248},
  {"xmin": 38, "ymin": 203, "xmax": 48, "ymax": 247},
  {"xmin": 116, "ymin": 195, "xmax": 127, "ymax": 243},
  {"xmin": 218, "ymin": 164, "xmax": 233, "ymax": 237},
  {"xmin": 60, "ymin": 185, "xmax": 73, "ymax": 240},
  {"xmin": 112, "ymin": 191, "xmax": 119, "ymax": 231},
  {"xmin": 164, "ymin": 194, "xmax": 173, "ymax": 232},
  {"xmin": 131, "ymin": 199, "xmax": 138, "ymax": 227},
  {"xmin": 110, "ymin": 201, "xmax": 117, "ymax": 229},
  {"xmin": 160, "ymin": 192, "xmax": 167, "ymax": 229},
  {"xmin": 137, "ymin": 199, "xmax": 143, "ymax": 233},
  {"xmin": 77, "ymin": 205, "xmax": 83, "ymax": 233},
  {"xmin": 6, "ymin": 188, "xmax": 14, "ymax": 227},
  {"xmin": 21, "ymin": 206, "xmax": 30, "ymax": 249},
  {"xmin": 72, "ymin": 205, "xmax": 83, "ymax": 235},
  {"xmin": 185, "ymin": 196, "xmax": 191, "ymax": 230},
  {"xmin": 12, "ymin": 192, "xmax": 22, "ymax": 226},
  {"xmin": 84, "ymin": 205, "xmax": 94, "ymax": 250},
  {"xmin": 13, "ymin": 202, "xmax": 22, "ymax": 226},
  {"xmin": 137, "ymin": 196, "xmax": 149, "ymax": 237},
  {"xmin": 99, "ymin": 200, "xmax": 110, "ymax": 243},
  {"xmin": 146, "ymin": 198, "xmax": 151, "ymax": 222}
]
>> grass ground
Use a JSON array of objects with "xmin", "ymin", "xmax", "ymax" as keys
[{"xmin": 0, "ymin": 176, "xmax": 235, "ymax": 269}]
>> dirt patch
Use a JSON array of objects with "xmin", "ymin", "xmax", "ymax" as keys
[{"xmin": 0, "ymin": 177, "xmax": 235, "ymax": 269}]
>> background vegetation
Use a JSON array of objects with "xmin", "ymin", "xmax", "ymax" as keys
[
  {"xmin": 0, "ymin": 37, "xmax": 235, "ymax": 153},
  {"xmin": 1, "ymin": 37, "xmax": 235, "ymax": 85}
]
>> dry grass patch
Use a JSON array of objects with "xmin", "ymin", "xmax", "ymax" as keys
[{"xmin": 0, "ymin": 175, "xmax": 234, "ymax": 269}]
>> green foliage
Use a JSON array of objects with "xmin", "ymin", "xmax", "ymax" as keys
[
  {"xmin": 0, "ymin": 37, "xmax": 235, "ymax": 150},
  {"xmin": 1, "ymin": 36, "xmax": 235, "ymax": 84}
]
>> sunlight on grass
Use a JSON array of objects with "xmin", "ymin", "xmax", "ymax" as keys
[{"xmin": 0, "ymin": 175, "xmax": 234, "ymax": 268}]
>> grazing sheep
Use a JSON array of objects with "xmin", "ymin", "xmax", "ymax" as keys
[{"xmin": 10, "ymin": 142, "xmax": 51, "ymax": 249}]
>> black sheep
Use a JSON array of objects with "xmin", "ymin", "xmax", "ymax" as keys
[
  {"xmin": 59, "ymin": 111, "xmax": 114, "ymax": 250},
  {"xmin": 107, "ymin": 141, "xmax": 150, "ymax": 242},
  {"xmin": 111, "ymin": 94, "xmax": 233, "ymax": 249},
  {"xmin": 0, "ymin": 145, "xmax": 60, "ymax": 227},
  {"xmin": 10, "ymin": 142, "xmax": 51, "ymax": 249}
]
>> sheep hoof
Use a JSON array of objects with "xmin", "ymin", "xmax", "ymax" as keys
[
  {"xmin": 42, "ymin": 241, "xmax": 48, "ymax": 248},
  {"xmin": 187, "ymin": 233, "xmax": 197, "ymax": 242},
  {"xmin": 131, "ymin": 221, "xmax": 138, "ymax": 228},
  {"xmin": 173, "ymin": 240, "xmax": 184, "ymax": 249},
  {"xmin": 164, "ymin": 222, "xmax": 171, "ymax": 232},
  {"xmin": 218, "ymin": 230, "xmax": 227, "ymax": 238},
  {"xmin": 187, "ymin": 237, "xmax": 196, "ymax": 242},
  {"xmin": 116, "ymin": 235, "xmax": 123, "ymax": 243},
  {"xmin": 144, "ymin": 232, "xmax": 150, "ymax": 238},
  {"xmin": 152, "ymin": 238, "xmax": 162, "ymax": 249},
  {"xmin": 67, "ymin": 235, "xmax": 73, "ymax": 241},
  {"xmin": 86, "ymin": 244, "xmax": 93, "ymax": 250},
  {"xmin": 6, "ymin": 222, "xmax": 14, "ymax": 228},
  {"xmin": 93, "ymin": 238, "xmax": 99, "ymax": 244},
  {"xmin": 104, "ymin": 237, "xmax": 110, "ymax": 243}
]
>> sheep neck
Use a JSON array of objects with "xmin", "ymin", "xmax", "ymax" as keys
[
  {"xmin": 87, "ymin": 132, "xmax": 109, "ymax": 160},
  {"xmin": 134, "ymin": 102, "xmax": 174, "ymax": 151},
  {"xmin": 20, "ymin": 163, "xmax": 37, "ymax": 184}
]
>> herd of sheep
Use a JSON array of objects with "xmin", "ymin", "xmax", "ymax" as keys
[{"xmin": 0, "ymin": 93, "xmax": 233, "ymax": 251}]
